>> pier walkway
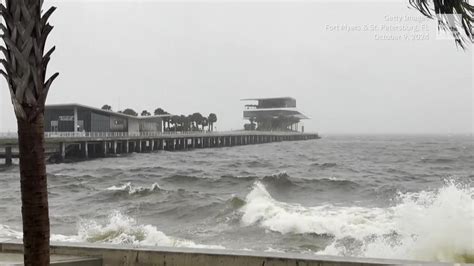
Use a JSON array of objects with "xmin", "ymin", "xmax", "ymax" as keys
[{"xmin": 0, "ymin": 131, "xmax": 319, "ymax": 165}]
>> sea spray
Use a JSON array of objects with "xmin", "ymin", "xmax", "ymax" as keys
[
  {"xmin": 240, "ymin": 181, "xmax": 474, "ymax": 263},
  {"xmin": 362, "ymin": 181, "xmax": 474, "ymax": 262}
]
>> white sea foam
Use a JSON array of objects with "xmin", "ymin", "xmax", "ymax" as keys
[
  {"xmin": 106, "ymin": 182, "xmax": 162, "ymax": 195},
  {"xmin": 54, "ymin": 211, "xmax": 223, "ymax": 249},
  {"xmin": 240, "ymin": 181, "xmax": 474, "ymax": 263},
  {"xmin": 1, "ymin": 212, "xmax": 223, "ymax": 249},
  {"xmin": 0, "ymin": 224, "xmax": 22, "ymax": 239},
  {"xmin": 241, "ymin": 182, "xmax": 394, "ymax": 238},
  {"xmin": 362, "ymin": 181, "xmax": 474, "ymax": 262}
]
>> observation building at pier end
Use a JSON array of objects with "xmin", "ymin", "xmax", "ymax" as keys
[
  {"xmin": 242, "ymin": 97, "xmax": 309, "ymax": 132},
  {"xmin": 44, "ymin": 104, "xmax": 171, "ymax": 136}
]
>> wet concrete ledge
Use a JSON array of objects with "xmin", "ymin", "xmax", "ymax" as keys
[
  {"xmin": 0, "ymin": 252, "xmax": 102, "ymax": 266},
  {"xmin": 0, "ymin": 239, "xmax": 449, "ymax": 266}
]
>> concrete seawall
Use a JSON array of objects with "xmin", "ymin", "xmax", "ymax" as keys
[{"xmin": 0, "ymin": 240, "xmax": 441, "ymax": 266}]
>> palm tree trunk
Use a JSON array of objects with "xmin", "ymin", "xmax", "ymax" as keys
[
  {"xmin": 1, "ymin": 1, "xmax": 58, "ymax": 264},
  {"xmin": 17, "ymin": 113, "xmax": 50, "ymax": 266}
]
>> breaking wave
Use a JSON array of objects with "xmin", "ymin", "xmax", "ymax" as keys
[
  {"xmin": 0, "ymin": 224, "xmax": 22, "ymax": 239},
  {"xmin": 240, "ymin": 181, "xmax": 474, "ymax": 263},
  {"xmin": 55, "ymin": 212, "xmax": 224, "ymax": 249},
  {"xmin": 1, "ymin": 212, "xmax": 223, "ymax": 249}
]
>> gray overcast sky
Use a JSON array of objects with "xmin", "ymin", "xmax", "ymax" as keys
[{"xmin": 0, "ymin": 1, "xmax": 472, "ymax": 134}]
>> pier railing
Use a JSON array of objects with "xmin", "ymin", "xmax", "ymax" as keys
[{"xmin": 0, "ymin": 130, "xmax": 311, "ymax": 139}]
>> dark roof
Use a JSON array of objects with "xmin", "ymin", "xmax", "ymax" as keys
[
  {"xmin": 243, "ymin": 108, "xmax": 309, "ymax": 119},
  {"xmin": 45, "ymin": 103, "xmax": 173, "ymax": 120},
  {"xmin": 241, "ymin": 97, "xmax": 295, "ymax": 101}
]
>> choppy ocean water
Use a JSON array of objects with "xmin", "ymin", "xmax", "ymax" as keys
[{"xmin": 0, "ymin": 135, "xmax": 473, "ymax": 262}]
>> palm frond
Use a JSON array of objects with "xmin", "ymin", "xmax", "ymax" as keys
[
  {"xmin": 410, "ymin": 0, "xmax": 473, "ymax": 48},
  {"xmin": 0, "ymin": 0, "xmax": 58, "ymax": 121}
]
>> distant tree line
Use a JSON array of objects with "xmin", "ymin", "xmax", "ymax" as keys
[
  {"xmin": 163, "ymin": 112, "xmax": 217, "ymax": 132},
  {"xmin": 101, "ymin": 104, "xmax": 217, "ymax": 132}
]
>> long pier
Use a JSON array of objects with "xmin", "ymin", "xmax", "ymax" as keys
[{"xmin": 0, "ymin": 131, "xmax": 319, "ymax": 165}]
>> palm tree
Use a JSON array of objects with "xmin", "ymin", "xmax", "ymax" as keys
[
  {"xmin": 101, "ymin": 104, "xmax": 112, "ymax": 111},
  {"xmin": 0, "ymin": 1, "xmax": 58, "ymax": 265},
  {"xmin": 208, "ymin": 113, "xmax": 217, "ymax": 132},
  {"xmin": 202, "ymin": 117, "xmax": 209, "ymax": 131},
  {"xmin": 180, "ymin": 115, "xmax": 189, "ymax": 131},
  {"xmin": 410, "ymin": 0, "xmax": 472, "ymax": 48},
  {"xmin": 249, "ymin": 117, "xmax": 256, "ymax": 130},
  {"xmin": 141, "ymin": 110, "xmax": 151, "ymax": 116},
  {"xmin": 191, "ymin": 112, "xmax": 204, "ymax": 131}
]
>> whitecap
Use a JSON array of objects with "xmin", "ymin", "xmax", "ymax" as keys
[
  {"xmin": 52, "ymin": 211, "xmax": 224, "ymax": 249},
  {"xmin": 240, "ymin": 180, "xmax": 474, "ymax": 263},
  {"xmin": 240, "ymin": 181, "xmax": 394, "ymax": 238},
  {"xmin": 106, "ymin": 182, "xmax": 162, "ymax": 195}
]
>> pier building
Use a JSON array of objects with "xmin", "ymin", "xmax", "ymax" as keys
[
  {"xmin": 44, "ymin": 104, "xmax": 170, "ymax": 136},
  {"xmin": 242, "ymin": 97, "xmax": 308, "ymax": 131},
  {"xmin": 1, "ymin": 102, "xmax": 319, "ymax": 165}
]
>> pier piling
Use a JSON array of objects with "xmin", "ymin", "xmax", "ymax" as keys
[
  {"xmin": 1, "ymin": 131, "xmax": 319, "ymax": 162},
  {"xmin": 102, "ymin": 142, "xmax": 107, "ymax": 157},
  {"xmin": 4, "ymin": 147, "xmax": 12, "ymax": 166},
  {"xmin": 82, "ymin": 142, "xmax": 89, "ymax": 159},
  {"xmin": 60, "ymin": 142, "xmax": 66, "ymax": 161}
]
